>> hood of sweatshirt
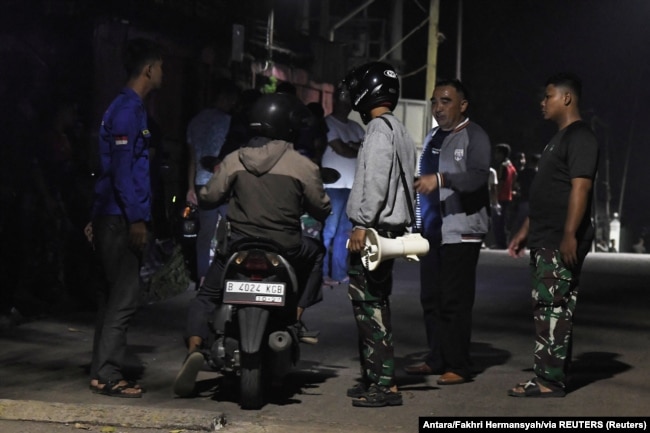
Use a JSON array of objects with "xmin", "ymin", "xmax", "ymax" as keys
[{"xmin": 238, "ymin": 137, "xmax": 292, "ymax": 176}]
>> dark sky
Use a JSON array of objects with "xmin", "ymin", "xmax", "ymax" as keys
[{"xmin": 400, "ymin": 0, "xmax": 650, "ymax": 240}]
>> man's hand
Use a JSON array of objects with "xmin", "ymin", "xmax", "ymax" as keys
[
  {"xmin": 414, "ymin": 174, "xmax": 439, "ymax": 195},
  {"xmin": 186, "ymin": 189, "xmax": 198, "ymax": 206},
  {"xmin": 508, "ymin": 219, "xmax": 529, "ymax": 258},
  {"xmin": 129, "ymin": 221, "xmax": 149, "ymax": 253},
  {"xmin": 560, "ymin": 233, "xmax": 578, "ymax": 268},
  {"xmin": 347, "ymin": 227, "xmax": 367, "ymax": 253}
]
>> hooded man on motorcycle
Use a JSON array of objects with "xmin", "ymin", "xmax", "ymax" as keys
[{"xmin": 173, "ymin": 91, "xmax": 331, "ymax": 398}]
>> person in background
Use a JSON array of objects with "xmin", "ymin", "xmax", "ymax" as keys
[
  {"xmin": 410, "ymin": 79, "xmax": 491, "ymax": 385},
  {"xmin": 492, "ymin": 143, "xmax": 517, "ymax": 249},
  {"xmin": 86, "ymin": 37, "xmax": 164, "ymax": 398},
  {"xmin": 508, "ymin": 72, "xmax": 599, "ymax": 398},
  {"xmin": 185, "ymin": 78, "xmax": 241, "ymax": 285},
  {"xmin": 511, "ymin": 152, "xmax": 540, "ymax": 235},
  {"xmin": 482, "ymin": 166, "xmax": 500, "ymax": 249},
  {"xmin": 344, "ymin": 62, "xmax": 416, "ymax": 408},
  {"xmin": 216, "ymin": 88, "xmax": 263, "ymax": 161},
  {"xmin": 513, "ymin": 151, "xmax": 527, "ymax": 173},
  {"xmin": 320, "ymin": 81, "xmax": 365, "ymax": 287}
]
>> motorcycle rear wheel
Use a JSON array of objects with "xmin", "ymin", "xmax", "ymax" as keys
[{"xmin": 240, "ymin": 364, "xmax": 263, "ymax": 409}]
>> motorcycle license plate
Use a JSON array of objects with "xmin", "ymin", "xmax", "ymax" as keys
[{"xmin": 223, "ymin": 280, "xmax": 286, "ymax": 306}]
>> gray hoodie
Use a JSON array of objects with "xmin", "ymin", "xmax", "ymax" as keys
[
  {"xmin": 346, "ymin": 114, "xmax": 417, "ymax": 232},
  {"xmin": 200, "ymin": 137, "xmax": 331, "ymax": 249}
]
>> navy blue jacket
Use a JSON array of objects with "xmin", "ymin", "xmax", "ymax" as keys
[{"xmin": 91, "ymin": 87, "xmax": 152, "ymax": 223}]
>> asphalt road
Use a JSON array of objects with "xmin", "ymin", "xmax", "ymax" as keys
[{"xmin": 1, "ymin": 250, "xmax": 649, "ymax": 432}]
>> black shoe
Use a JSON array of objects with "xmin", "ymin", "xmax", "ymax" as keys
[
  {"xmin": 172, "ymin": 351, "xmax": 204, "ymax": 397},
  {"xmin": 346, "ymin": 382, "xmax": 369, "ymax": 398},
  {"xmin": 352, "ymin": 384, "xmax": 403, "ymax": 407}
]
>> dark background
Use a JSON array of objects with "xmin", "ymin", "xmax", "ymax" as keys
[{"xmin": 1, "ymin": 0, "xmax": 648, "ymax": 309}]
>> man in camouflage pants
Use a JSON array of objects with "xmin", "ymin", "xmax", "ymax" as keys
[
  {"xmin": 347, "ymin": 244, "xmax": 398, "ymax": 390},
  {"xmin": 343, "ymin": 62, "xmax": 417, "ymax": 407},
  {"xmin": 507, "ymin": 73, "xmax": 599, "ymax": 397}
]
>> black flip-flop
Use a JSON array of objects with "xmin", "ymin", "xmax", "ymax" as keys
[
  {"xmin": 92, "ymin": 380, "xmax": 143, "ymax": 398},
  {"xmin": 90, "ymin": 379, "xmax": 146, "ymax": 393}
]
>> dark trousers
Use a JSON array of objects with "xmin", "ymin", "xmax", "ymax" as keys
[
  {"xmin": 434, "ymin": 242, "xmax": 482, "ymax": 379},
  {"xmin": 91, "ymin": 215, "xmax": 144, "ymax": 383},
  {"xmin": 492, "ymin": 200, "xmax": 512, "ymax": 249},
  {"xmin": 419, "ymin": 231, "xmax": 443, "ymax": 370},
  {"xmin": 194, "ymin": 184, "xmax": 224, "ymax": 283},
  {"xmin": 184, "ymin": 233, "xmax": 325, "ymax": 342}
]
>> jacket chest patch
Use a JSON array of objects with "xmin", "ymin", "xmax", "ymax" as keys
[{"xmin": 454, "ymin": 148, "xmax": 464, "ymax": 161}]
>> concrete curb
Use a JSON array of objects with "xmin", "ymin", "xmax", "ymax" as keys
[
  {"xmin": 0, "ymin": 399, "xmax": 347, "ymax": 433},
  {"xmin": 0, "ymin": 399, "xmax": 237, "ymax": 432}
]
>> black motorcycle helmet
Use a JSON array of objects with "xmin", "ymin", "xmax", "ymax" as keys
[
  {"xmin": 344, "ymin": 61, "xmax": 400, "ymax": 124},
  {"xmin": 247, "ymin": 92, "xmax": 312, "ymax": 142}
]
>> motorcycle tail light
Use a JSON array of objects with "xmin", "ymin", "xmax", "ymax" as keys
[{"xmin": 243, "ymin": 252, "xmax": 270, "ymax": 272}]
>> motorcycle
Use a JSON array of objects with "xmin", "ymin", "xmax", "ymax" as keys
[{"xmin": 205, "ymin": 235, "xmax": 302, "ymax": 410}]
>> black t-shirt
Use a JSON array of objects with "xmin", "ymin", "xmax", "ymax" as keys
[
  {"xmin": 517, "ymin": 166, "xmax": 536, "ymax": 201},
  {"xmin": 528, "ymin": 121, "xmax": 599, "ymax": 249}
]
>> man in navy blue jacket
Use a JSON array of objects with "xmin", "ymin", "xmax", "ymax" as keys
[{"xmin": 86, "ymin": 38, "xmax": 163, "ymax": 398}]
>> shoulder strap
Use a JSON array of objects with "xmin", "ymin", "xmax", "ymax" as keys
[{"xmin": 378, "ymin": 115, "xmax": 418, "ymax": 231}]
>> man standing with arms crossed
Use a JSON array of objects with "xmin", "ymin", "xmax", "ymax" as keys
[
  {"xmin": 86, "ymin": 38, "xmax": 163, "ymax": 398},
  {"xmin": 508, "ymin": 73, "xmax": 599, "ymax": 397}
]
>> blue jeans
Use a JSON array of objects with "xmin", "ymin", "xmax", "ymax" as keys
[{"xmin": 322, "ymin": 188, "xmax": 352, "ymax": 281}]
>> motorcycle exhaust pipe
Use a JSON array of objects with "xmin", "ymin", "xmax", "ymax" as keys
[{"xmin": 268, "ymin": 331, "xmax": 292, "ymax": 352}]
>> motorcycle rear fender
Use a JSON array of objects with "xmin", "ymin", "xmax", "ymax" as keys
[{"xmin": 238, "ymin": 306, "xmax": 269, "ymax": 354}]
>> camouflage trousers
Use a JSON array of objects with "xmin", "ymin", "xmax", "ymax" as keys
[
  {"xmin": 348, "ymin": 252, "xmax": 395, "ymax": 388},
  {"xmin": 530, "ymin": 247, "xmax": 587, "ymax": 388}
]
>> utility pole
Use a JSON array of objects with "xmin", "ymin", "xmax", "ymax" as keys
[
  {"xmin": 456, "ymin": 0, "xmax": 463, "ymax": 80},
  {"xmin": 425, "ymin": 0, "xmax": 440, "ymax": 100}
]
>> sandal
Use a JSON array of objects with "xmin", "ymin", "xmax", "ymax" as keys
[
  {"xmin": 508, "ymin": 377, "xmax": 566, "ymax": 398},
  {"xmin": 90, "ymin": 379, "xmax": 146, "ymax": 393},
  {"xmin": 92, "ymin": 379, "xmax": 143, "ymax": 398},
  {"xmin": 352, "ymin": 384, "xmax": 403, "ymax": 407}
]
